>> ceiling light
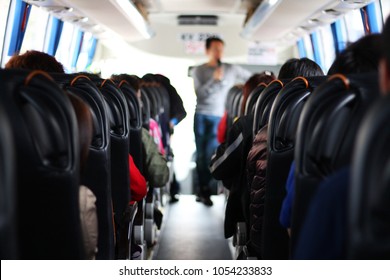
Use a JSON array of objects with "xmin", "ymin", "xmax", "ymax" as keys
[
  {"xmin": 241, "ymin": 0, "xmax": 282, "ymax": 39},
  {"xmin": 110, "ymin": 0, "xmax": 154, "ymax": 39}
]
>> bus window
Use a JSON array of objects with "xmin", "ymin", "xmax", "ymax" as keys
[
  {"xmin": 365, "ymin": 1, "xmax": 383, "ymax": 33},
  {"xmin": 55, "ymin": 21, "xmax": 79, "ymax": 72},
  {"xmin": 318, "ymin": 25, "xmax": 336, "ymax": 73},
  {"xmin": 342, "ymin": 9, "xmax": 365, "ymax": 43},
  {"xmin": 302, "ymin": 34, "xmax": 314, "ymax": 61},
  {"xmin": 76, "ymin": 32, "xmax": 95, "ymax": 72},
  {"xmin": 20, "ymin": 5, "xmax": 50, "ymax": 53},
  {"xmin": 0, "ymin": 0, "xmax": 11, "ymax": 58},
  {"xmin": 381, "ymin": 0, "xmax": 390, "ymax": 23}
]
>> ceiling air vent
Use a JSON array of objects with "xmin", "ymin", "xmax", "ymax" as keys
[{"xmin": 178, "ymin": 15, "xmax": 218, "ymax": 25}]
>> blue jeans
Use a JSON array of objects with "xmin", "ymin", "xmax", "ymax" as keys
[{"xmin": 194, "ymin": 113, "xmax": 221, "ymax": 192}]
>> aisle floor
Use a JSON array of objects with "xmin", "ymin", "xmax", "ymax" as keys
[{"xmin": 153, "ymin": 194, "xmax": 233, "ymax": 260}]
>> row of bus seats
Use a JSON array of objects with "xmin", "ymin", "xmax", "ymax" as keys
[
  {"xmin": 223, "ymin": 70, "xmax": 387, "ymax": 259},
  {"xmin": 0, "ymin": 68, "xmax": 174, "ymax": 260}
]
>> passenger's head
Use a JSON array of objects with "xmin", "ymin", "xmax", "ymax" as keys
[
  {"xmin": 278, "ymin": 58, "xmax": 324, "ymax": 79},
  {"xmin": 328, "ymin": 34, "xmax": 382, "ymax": 75},
  {"xmin": 68, "ymin": 94, "xmax": 93, "ymax": 173},
  {"xmin": 241, "ymin": 71, "xmax": 276, "ymax": 115},
  {"xmin": 111, "ymin": 73, "xmax": 141, "ymax": 99},
  {"xmin": 5, "ymin": 50, "xmax": 64, "ymax": 73},
  {"xmin": 379, "ymin": 16, "xmax": 390, "ymax": 95},
  {"xmin": 205, "ymin": 37, "xmax": 224, "ymax": 63}
]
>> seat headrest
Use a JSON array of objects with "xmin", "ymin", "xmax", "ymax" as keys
[
  {"xmin": 119, "ymin": 81, "xmax": 143, "ymax": 130},
  {"xmin": 244, "ymin": 83, "xmax": 268, "ymax": 116},
  {"xmin": 62, "ymin": 78, "xmax": 106, "ymax": 149},
  {"xmin": 295, "ymin": 73, "xmax": 379, "ymax": 177},
  {"xmin": 253, "ymin": 79, "xmax": 284, "ymax": 135},
  {"xmin": 268, "ymin": 77, "xmax": 324, "ymax": 152},
  {"xmin": 99, "ymin": 79, "xmax": 129, "ymax": 137}
]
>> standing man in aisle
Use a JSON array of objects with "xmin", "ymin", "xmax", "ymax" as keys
[{"xmin": 192, "ymin": 37, "xmax": 251, "ymax": 206}]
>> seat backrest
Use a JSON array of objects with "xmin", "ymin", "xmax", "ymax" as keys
[
  {"xmin": 99, "ymin": 79, "xmax": 130, "ymax": 218},
  {"xmin": 142, "ymin": 83, "xmax": 159, "ymax": 121},
  {"xmin": 140, "ymin": 89, "xmax": 151, "ymax": 129},
  {"xmin": 232, "ymin": 92, "xmax": 243, "ymax": 120},
  {"xmin": 0, "ymin": 69, "xmax": 84, "ymax": 259},
  {"xmin": 0, "ymin": 102, "xmax": 17, "ymax": 259},
  {"xmin": 57, "ymin": 74, "xmax": 115, "ymax": 260},
  {"xmin": 348, "ymin": 95, "xmax": 390, "ymax": 259},
  {"xmin": 292, "ymin": 73, "xmax": 379, "ymax": 252},
  {"xmin": 119, "ymin": 81, "xmax": 144, "ymax": 172},
  {"xmin": 244, "ymin": 83, "xmax": 267, "ymax": 116},
  {"xmin": 261, "ymin": 76, "xmax": 326, "ymax": 259},
  {"xmin": 226, "ymin": 85, "xmax": 242, "ymax": 131},
  {"xmin": 252, "ymin": 80, "xmax": 284, "ymax": 135}
]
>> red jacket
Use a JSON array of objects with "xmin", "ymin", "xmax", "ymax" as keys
[
  {"xmin": 217, "ymin": 111, "xmax": 228, "ymax": 144},
  {"xmin": 129, "ymin": 154, "xmax": 147, "ymax": 203}
]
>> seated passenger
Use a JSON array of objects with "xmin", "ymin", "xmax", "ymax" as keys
[
  {"xmin": 5, "ymin": 50, "xmax": 98, "ymax": 259},
  {"xmin": 111, "ymin": 73, "xmax": 169, "ymax": 187},
  {"xmin": 209, "ymin": 72, "xmax": 275, "ymax": 235},
  {"xmin": 128, "ymin": 154, "xmax": 147, "ymax": 203},
  {"xmin": 245, "ymin": 58, "xmax": 323, "ymax": 259},
  {"xmin": 280, "ymin": 34, "xmax": 383, "ymax": 236},
  {"xmin": 141, "ymin": 127, "xmax": 169, "ymax": 188},
  {"xmin": 68, "ymin": 94, "xmax": 99, "ymax": 260},
  {"xmin": 291, "ymin": 33, "xmax": 383, "ymax": 259},
  {"xmin": 5, "ymin": 50, "xmax": 65, "ymax": 73}
]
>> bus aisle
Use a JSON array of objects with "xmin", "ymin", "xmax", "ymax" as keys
[{"xmin": 153, "ymin": 194, "xmax": 232, "ymax": 260}]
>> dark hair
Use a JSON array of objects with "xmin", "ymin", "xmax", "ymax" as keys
[
  {"xmin": 278, "ymin": 58, "xmax": 323, "ymax": 79},
  {"xmin": 383, "ymin": 16, "xmax": 390, "ymax": 67},
  {"xmin": 328, "ymin": 34, "xmax": 382, "ymax": 75},
  {"xmin": 111, "ymin": 74, "xmax": 141, "ymax": 91},
  {"xmin": 5, "ymin": 50, "xmax": 64, "ymax": 73},
  {"xmin": 241, "ymin": 71, "xmax": 276, "ymax": 115},
  {"xmin": 68, "ymin": 94, "xmax": 93, "ymax": 173},
  {"xmin": 205, "ymin": 37, "xmax": 224, "ymax": 50}
]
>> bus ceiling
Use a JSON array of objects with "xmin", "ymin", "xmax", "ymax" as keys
[{"xmin": 23, "ymin": 0, "xmax": 376, "ymax": 55}]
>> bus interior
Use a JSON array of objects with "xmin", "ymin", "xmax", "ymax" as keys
[{"xmin": 1, "ymin": 0, "xmax": 390, "ymax": 260}]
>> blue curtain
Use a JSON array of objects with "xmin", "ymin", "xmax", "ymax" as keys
[
  {"xmin": 297, "ymin": 39, "xmax": 306, "ymax": 58},
  {"xmin": 364, "ymin": 2, "xmax": 380, "ymax": 34},
  {"xmin": 8, "ymin": 0, "xmax": 31, "ymax": 55},
  {"xmin": 86, "ymin": 38, "xmax": 98, "ymax": 68},
  {"xmin": 310, "ymin": 32, "xmax": 324, "ymax": 71},
  {"xmin": 331, "ymin": 20, "xmax": 345, "ymax": 56},
  {"xmin": 46, "ymin": 17, "xmax": 64, "ymax": 56},
  {"xmin": 71, "ymin": 30, "xmax": 84, "ymax": 69}
]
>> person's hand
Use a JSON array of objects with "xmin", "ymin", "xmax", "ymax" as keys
[
  {"xmin": 213, "ymin": 67, "xmax": 224, "ymax": 81},
  {"xmin": 169, "ymin": 121, "xmax": 175, "ymax": 135}
]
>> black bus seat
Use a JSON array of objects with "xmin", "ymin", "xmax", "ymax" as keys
[
  {"xmin": 348, "ymin": 95, "xmax": 390, "ymax": 259},
  {"xmin": 119, "ymin": 80, "xmax": 143, "ymax": 172},
  {"xmin": 260, "ymin": 76, "xmax": 326, "ymax": 260},
  {"xmin": 244, "ymin": 83, "xmax": 268, "ymax": 117},
  {"xmin": 141, "ymin": 89, "xmax": 151, "ymax": 129},
  {"xmin": 252, "ymin": 80, "xmax": 284, "ymax": 135},
  {"xmin": 231, "ymin": 90, "xmax": 243, "ymax": 121},
  {"xmin": 99, "ymin": 79, "xmax": 130, "ymax": 213},
  {"xmin": 141, "ymin": 83, "xmax": 160, "ymax": 122},
  {"xmin": 99, "ymin": 79, "xmax": 134, "ymax": 259},
  {"xmin": 292, "ymin": 73, "xmax": 379, "ymax": 253},
  {"xmin": 233, "ymin": 80, "xmax": 284, "ymax": 260},
  {"xmin": 0, "ymin": 69, "xmax": 84, "ymax": 259},
  {"xmin": 0, "ymin": 102, "xmax": 17, "ymax": 259},
  {"xmin": 119, "ymin": 80, "xmax": 147, "ymax": 259},
  {"xmin": 57, "ymin": 74, "xmax": 115, "ymax": 260},
  {"xmin": 225, "ymin": 85, "xmax": 243, "ymax": 136}
]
